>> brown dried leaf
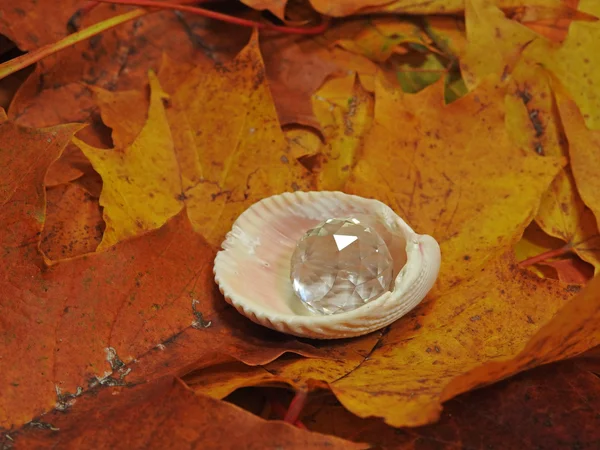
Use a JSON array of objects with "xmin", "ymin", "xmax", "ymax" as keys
[{"xmin": 5, "ymin": 377, "xmax": 364, "ymax": 449}]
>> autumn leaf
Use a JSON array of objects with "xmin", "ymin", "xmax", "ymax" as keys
[
  {"xmin": 335, "ymin": 18, "xmax": 432, "ymax": 63},
  {"xmin": 40, "ymin": 182, "xmax": 104, "ymax": 260},
  {"xmin": 193, "ymin": 251, "xmax": 594, "ymax": 428},
  {"xmin": 0, "ymin": 1, "xmax": 82, "ymax": 50},
  {"xmin": 259, "ymin": 15, "xmax": 466, "ymax": 129},
  {"xmin": 503, "ymin": 61, "xmax": 600, "ymax": 272},
  {"xmin": 540, "ymin": 257, "xmax": 594, "ymax": 284},
  {"xmin": 347, "ymin": 74, "xmax": 564, "ymax": 289},
  {"xmin": 445, "ymin": 267, "xmax": 600, "ymax": 399},
  {"xmin": 184, "ymin": 70, "xmax": 569, "ymax": 427},
  {"xmin": 2, "ymin": 0, "xmax": 600, "ymax": 446},
  {"xmin": 507, "ymin": 1, "xmax": 598, "ymax": 43},
  {"xmin": 0, "ymin": 117, "xmax": 323, "ymax": 429},
  {"xmin": 542, "ymin": 0, "xmax": 600, "ymax": 130},
  {"xmin": 186, "ymin": 332, "xmax": 381, "ymax": 399},
  {"xmin": 462, "ymin": 0, "xmax": 600, "ymax": 130},
  {"xmin": 74, "ymin": 71, "xmax": 182, "ymax": 250},
  {"xmin": 313, "ymin": 74, "xmax": 373, "ymax": 191},
  {"xmin": 74, "ymin": 32, "xmax": 314, "ymax": 249},
  {"xmin": 514, "ymin": 222, "xmax": 595, "ymax": 283},
  {"xmin": 5, "ymin": 376, "xmax": 364, "ymax": 449},
  {"xmin": 3, "ymin": 1, "xmax": 249, "ymax": 129},
  {"xmin": 92, "ymin": 86, "xmax": 150, "ymax": 149},
  {"xmin": 259, "ymin": 21, "xmax": 379, "ymax": 128},
  {"xmin": 461, "ymin": 0, "xmax": 538, "ymax": 90},
  {"xmin": 329, "ymin": 253, "xmax": 580, "ymax": 426},
  {"xmin": 423, "ymin": 16, "xmax": 468, "ymax": 59},
  {"xmin": 555, "ymin": 85, "xmax": 600, "ymax": 229},
  {"xmin": 44, "ymin": 144, "xmax": 101, "ymax": 188},
  {"xmin": 298, "ymin": 360, "xmax": 600, "ymax": 448},
  {"xmin": 515, "ymin": 222, "xmax": 565, "ymax": 266},
  {"xmin": 306, "ymin": 0, "xmax": 567, "ymax": 16}
]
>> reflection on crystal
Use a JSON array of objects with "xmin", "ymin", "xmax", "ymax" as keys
[{"xmin": 290, "ymin": 217, "xmax": 393, "ymax": 315}]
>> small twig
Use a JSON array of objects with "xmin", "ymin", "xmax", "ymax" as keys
[
  {"xmin": 518, "ymin": 244, "xmax": 572, "ymax": 268},
  {"xmin": 95, "ymin": 0, "xmax": 330, "ymax": 35},
  {"xmin": 68, "ymin": 0, "xmax": 203, "ymax": 30}
]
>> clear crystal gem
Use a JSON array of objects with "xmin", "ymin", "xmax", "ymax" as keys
[{"xmin": 290, "ymin": 217, "xmax": 394, "ymax": 315}]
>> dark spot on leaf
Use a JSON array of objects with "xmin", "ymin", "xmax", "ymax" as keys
[
  {"xmin": 517, "ymin": 87, "xmax": 532, "ymax": 104},
  {"xmin": 252, "ymin": 67, "xmax": 265, "ymax": 91},
  {"xmin": 534, "ymin": 142, "xmax": 544, "ymax": 155},
  {"xmin": 162, "ymin": 333, "xmax": 180, "ymax": 346},
  {"xmin": 529, "ymin": 109, "xmax": 544, "ymax": 138},
  {"xmin": 27, "ymin": 421, "xmax": 59, "ymax": 431},
  {"xmin": 89, "ymin": 34, "xmax": 102, "ymax": 50},
  {"xmin": 55, "ymin": 386, "xmax": 83, "ymax": 412},
  {"xmin": 106, "ymin": 348, "xmax": 125, "ymax": 371},
  {"xmin": 297, "ymin": 153, "xmax": 322, "ymax": 173},
  {"xmin": 192, "ymin": 299, "xmax": 212, "ymax": 329}
]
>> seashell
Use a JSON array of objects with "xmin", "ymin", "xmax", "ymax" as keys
[{"xmin": 213, "ymin": 191, "xmax": 441, "ymax": 339}]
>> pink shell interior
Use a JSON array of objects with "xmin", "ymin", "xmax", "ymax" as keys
[{"xmin": 216, "ymin": 193, "xmax": 409, "ymax": 317}]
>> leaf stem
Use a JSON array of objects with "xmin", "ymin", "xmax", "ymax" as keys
[
  {"xmin": 68, "ymin": 0, "xmax": 183, "ymax": 30},
  {"xmin": 518, "ymin": 244, "xmax": 572, "ymax": 268},
  {"xmin": 0, "ymin": 8, "xmax": 147, "ymax": 81},
  {"xmin": 283, "ymin": 389, "xmax": 308, "ymax": 424},
  {"xmin": 94, "ymin": 0, "xmax": 330, "ymax": 35},
  {"xmin": 269, "ymin": 398, "xmax": 307, "ymax": 428}
]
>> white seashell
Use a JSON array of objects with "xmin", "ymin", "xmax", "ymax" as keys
[{"xmin": 213, "ymin": 191, "xmax": 441, "ymax": 339}]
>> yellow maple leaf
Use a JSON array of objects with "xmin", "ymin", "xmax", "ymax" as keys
[{"xmin": 73, "ymin": 33, "xmax": 314, "ymax": 249}]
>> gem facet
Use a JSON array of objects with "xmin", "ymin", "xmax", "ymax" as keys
[{"xmin": 290, "ymin": 217, "xmax": 394, "ymax": 315}]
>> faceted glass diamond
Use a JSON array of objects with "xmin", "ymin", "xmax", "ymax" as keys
[{"xmin": 290, "ymin": 217, "xmax": 394, "ymax": 315}]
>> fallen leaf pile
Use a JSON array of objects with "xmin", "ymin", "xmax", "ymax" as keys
[{"xmin": 0, "ymin": 0, "xmax": 599, "ymax": 448}]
